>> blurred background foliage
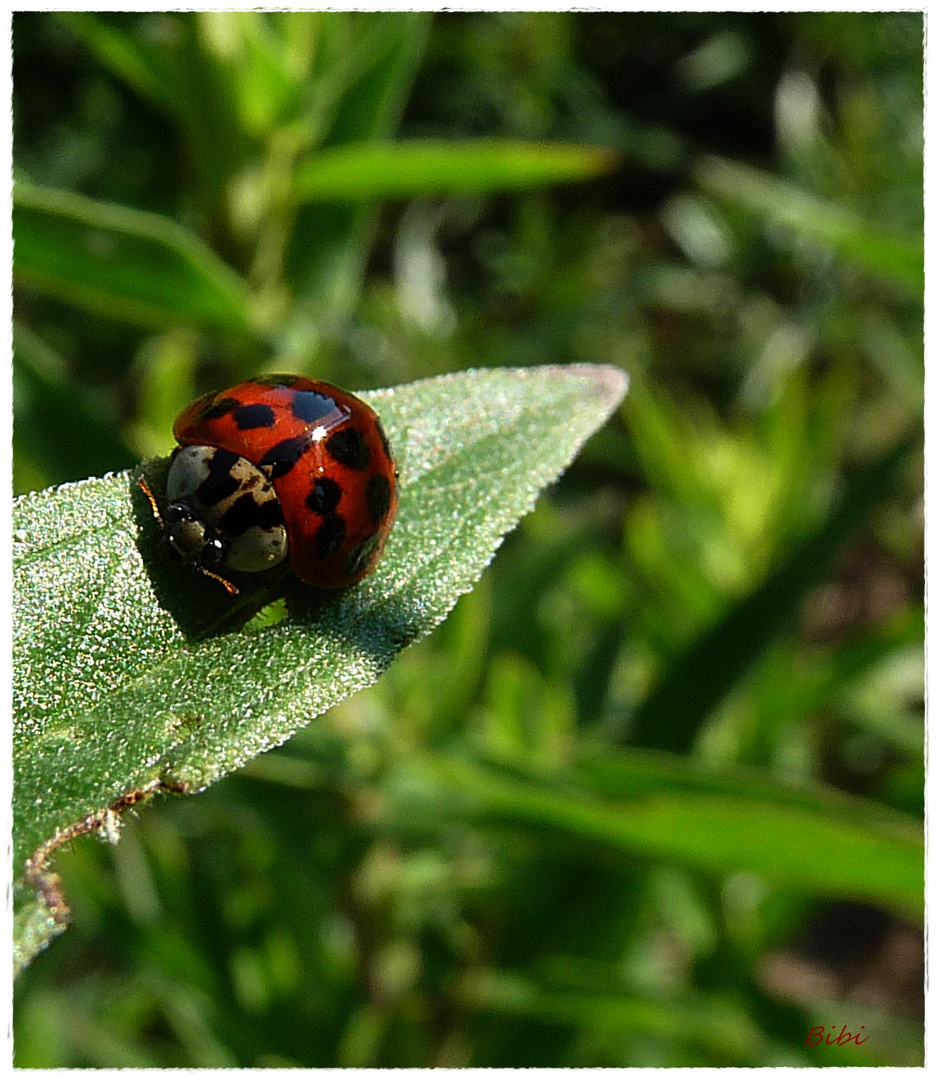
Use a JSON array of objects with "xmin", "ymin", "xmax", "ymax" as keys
[{"xmin": 12, "ymin": 10, "xmax": 923, "ymax": 1067}]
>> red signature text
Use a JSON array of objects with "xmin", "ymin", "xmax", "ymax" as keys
[{"xmin": 806, "ymin": 1025, "xmax": 868, "ymax": 1047}]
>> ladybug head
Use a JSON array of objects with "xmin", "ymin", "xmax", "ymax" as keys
[{"xmin": 163, "ymin": 500, "xmax": 226, "ymax": 570}]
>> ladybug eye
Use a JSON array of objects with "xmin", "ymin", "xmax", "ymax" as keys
[{"xmin": 200, "ymin": 535, "xmax": 226, "ymax": 568}]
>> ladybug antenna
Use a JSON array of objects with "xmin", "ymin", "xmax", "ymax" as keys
[{"xmin": 138, "ymin": 474, "xmax": 162, "ymax": 520}]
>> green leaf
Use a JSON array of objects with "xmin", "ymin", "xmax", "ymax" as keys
[
  {"xmin": 12, "ymin": 183, "xmax": 254, "ymax": 335},
  {"xmin": 629, "ymin": 433, "xmax": 920, "ymax": 753},
  {"xmin": 284, "ymin": 13, "xmax": 431, "ymax": 326},
  {"xmin": 13, "ymin": 364, "xmax": 627, "ymax": 973},
  {"xmin": 196, "ymin": 11, "xmax": 299, "ymax": 137},
  {"xmin": 463, "ymin": 970, "xmax": 767, "ymax": 1063},
  {"xmin": 382, "ymin": 751, "xmax": 923, "ymax": 921},
  {"xmin": 295, "ymin": 139, "xmax": 619, "ymax": 202},
  {"xmin": 317, "ymin": 12, "xmax": 431, "ymax": 146},
  {"xmin": 14, "ymin": 323, "xmax": 139, "ymax": 488},
  {"xmin": 696, "ymin": 156, "xmax": 924, "ymax": 299},
  {"xmin": 63, "ymin": 13, "xmax": 254, "ymax": 225},
  {"xmin": 59, "ymin": 12, "xmax": 179, "ymax": 114}
]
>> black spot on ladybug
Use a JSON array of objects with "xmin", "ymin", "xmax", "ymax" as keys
[
  {"xmin": 202, "ymin": 396, "xmax": 240, "ymax": 421},
  {"xmin": 307, "ymin": 477, "xmax": 342, "ymax": 515},
  {"xmin": 315, "ymin": 515, "xmax": 346, "ymax": 559},
  {"xmin": 259, "ymin": 435, "xmax": 311, "ymax": 478},
  {"xmin": 220, "ymin": 492, "xmax": 285, "ymax": 537},
  {"xmin": 196, "ymin": 448, "xmax": 242, "ymax": 504},
  {"xmin": 291, "ymin": 389, "xmax": 340, "ymax": 425},
  {"xmin": 346, "ymin": 533, "xmax": 381, "ymax": 579},
  {"xmin": 234, "ymin": 403, "xmax": 276, "ymax": 430},
  {"xmin": 327, "ymin": 427, "xmax": 370, "ymax": 470},
  {"xmin": 366, "ymin": 474, "xmax": 392, "ymax": 523}
]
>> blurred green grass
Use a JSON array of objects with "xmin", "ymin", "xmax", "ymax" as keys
[{"xmin": 12, "ymin": 10, "xmax": 923, "ymax": 1067}]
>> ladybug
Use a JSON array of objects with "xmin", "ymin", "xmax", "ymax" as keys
[{"xmin": 140, "ymin": 375, "xmax": 398, "ymax": 594}]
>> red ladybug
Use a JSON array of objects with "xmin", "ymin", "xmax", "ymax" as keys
[{"xmin": 140, "ymin": 375, "xmax": 398, "ymax": 593}]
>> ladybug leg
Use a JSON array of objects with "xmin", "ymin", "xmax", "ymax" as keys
[{"xmin": 195, "ymin": 564, "xmax": 240, "ymax": 596}]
